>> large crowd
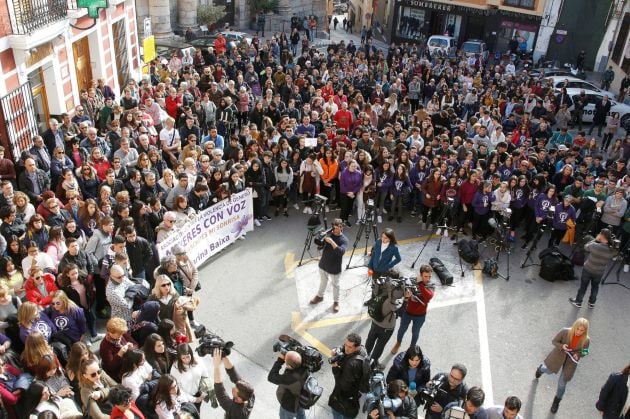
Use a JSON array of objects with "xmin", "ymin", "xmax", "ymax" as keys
[{"xmin": 0, "ymin": 24, "xmax": 627, "ymax": 419}]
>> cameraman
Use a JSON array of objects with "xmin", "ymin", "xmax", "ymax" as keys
[
  {"xmin": 329, "ymin": 333, "xmax": 367, "ymax": 419},
  {"xmin": 569, "ymin": 228, "xmax": 617, "ymax": 309},
  {"xmin": 309, "ymin": 218, "xmax": 348, "ymax": 313},
  {"xmin": 425, "ymin": 364, "xmax": 469, "ymax": 419},
  {"xmin": 442, "ymin": 386, "xmax": 487, "ymax": 419},
  {"xmin": 212, "ymin": 347, "xmax": 255, "ymax": 418},
  {"xmin": 390, "ymin": 264, "xmax": 434, "ymax": 354},
  {"xmin": 367, "ymin": 379, "xmax": 418, "ymax": 419},
  {"xmin": 267, "ymin": 350, "xmax": 309, "ymax": 419}
]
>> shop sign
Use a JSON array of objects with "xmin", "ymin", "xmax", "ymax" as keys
[
  {"xmin": 398, "ymin": 0, "xmax": 454, "ymax": 12},
  {"xmin": 555, "ymin": 29, "xmax": 567, "ymax": 43}
]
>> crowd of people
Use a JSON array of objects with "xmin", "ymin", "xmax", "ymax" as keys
[{"xmin": 0, "ymin": 19, "xmax": 628, "ymax": 417}]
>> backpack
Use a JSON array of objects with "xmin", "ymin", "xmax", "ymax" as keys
[
  {"xmin": 429, "ymin": 257, "xmax": 453, "ymax": 285},
  {"xmin": 482, "ymin": 258, "xmax": 498, "ymax": 278},
  {"xmin": 357, "ymin": 353, "xmax": 374, "ymax": 394},
  {"xmin": 366, "ymin": 293, "xmax": 388, "ymax": 322},
  {"xmin": 538, "ymin": 247, "xmax": 575, "ymax": 282},
  {"xmin": 299, "ymin": 375, "xmax": 323, "ymax": 409},
  {"xmin": 458, "ymin": 239, "xmax": 480, "ymax": 264}
]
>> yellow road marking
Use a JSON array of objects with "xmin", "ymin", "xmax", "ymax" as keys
[
  {"xmin": 284, "ymin": 252, "xmax": 296, "ymax": 279},
  {"xmin": 291, "ymin": 311, "xmax": 333, "ymax": 356}
]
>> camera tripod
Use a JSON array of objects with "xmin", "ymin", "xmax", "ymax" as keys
[
  {"xmin": 298, "ymin": 200, "xmax": 329, "ymax": 267},
  {"xmin": 601, "ymin": 255, "xmax": 630, "ymax": 291},
  {"xmin": 520, "ymin": 221, "xmax": 548, "ymax": 268},
  {"xmin": 346, "ymin": 206, "xmax": 379, "ymax": 269},
  {"xmin": 489, "ymin": 220, "xmax": 511, "ymax": 281}
]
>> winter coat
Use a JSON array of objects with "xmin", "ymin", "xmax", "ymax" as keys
[
  {"xmin": 24, "ymin": 273, "xmax": 58, "ymax": 307},
  {"xmin": 596, "ymin": 372, "xmax": 630, "ymax": 419},
  {"xmin": 543, "ymin": 328, "xmax": 589, "ymax": 382}
]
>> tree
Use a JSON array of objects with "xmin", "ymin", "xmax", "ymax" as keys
[
  {"xmin": 252, "ymin": 0, "xmax": 278, "ymax": 13},
  {"xmin": 197, "ymin": 4, "xmax": 227, "ymax": 30}
]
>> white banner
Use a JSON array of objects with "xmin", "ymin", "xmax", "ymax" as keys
[{"xmin": 157, "ymin": 189, "xmax": 254, "ymax": 267}]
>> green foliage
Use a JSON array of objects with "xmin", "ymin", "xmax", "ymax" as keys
[{"xmin": 197, "ymin": 4, "xmax": 227, "ymax": 27}]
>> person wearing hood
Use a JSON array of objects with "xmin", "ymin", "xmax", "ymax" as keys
[{"xmin": 130, "ymin": 300, "xmax": 161, "ymax": 346}]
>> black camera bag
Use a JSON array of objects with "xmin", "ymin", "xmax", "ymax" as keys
[
  {"xmin": 538, "ymin": 247, "xmax": 575, "ymax": 282},
  {"xmin": 429, "ymin": 257, "xmax": 453, "ymax": 285},
  {"xmin": 458, "ymin": 239, "xmax": 480, "ymax": 264}
]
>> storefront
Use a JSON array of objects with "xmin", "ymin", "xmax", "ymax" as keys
[{"xmin": 386, "ymin": 0, "xmax": 541, "ymax": 51}]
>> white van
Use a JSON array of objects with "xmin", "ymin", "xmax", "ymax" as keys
[{"xmin": 427, "ymin": 35, "xmax": 457, "ymax": 57}]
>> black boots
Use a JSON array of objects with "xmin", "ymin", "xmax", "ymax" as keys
[
  {"xmin": 535, "ymin": 364, "xmax": 543, "ymax": 379},
  {"xmin": 550, "ymin": 396, "xmax": 561, "ymax": 413}
]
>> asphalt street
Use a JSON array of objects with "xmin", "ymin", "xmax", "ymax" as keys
[{"xmin": 192, "ymin": 204, "xmax": 629, "ymax": 419}]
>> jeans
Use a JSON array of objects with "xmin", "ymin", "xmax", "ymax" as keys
[
  {"xmin": 365, "ymin": 322, "xmax": 394, "ymax": 363},
  {"xmin": 332, "ymin": 408, "xmax": 354, "ymax": 419},
  {"xmin": 396, "ymin": 312, "xmax": 426, "ymax": 348},
  {"xmin": 279, "ymin": 406, "xmax": 305, "ymax": 419},
  {"xmin": 540, "ymin": 363, "xmax": 568, "ymax": 398},
  {"xmin": 575, "ymin": 268, "xmax": 602, "ymax": 304},
  {"xmin": 317, "ymin": 268, "xmax": 340, "ymax": 301}
]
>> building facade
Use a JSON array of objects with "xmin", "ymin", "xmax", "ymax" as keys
[
  {"xmin": 0, "ymin": 0, "xmax": 141, "ymax": 160},
  {"xmin": 373, "ymin": 0, "xmax": 545, "ymax": 52}
]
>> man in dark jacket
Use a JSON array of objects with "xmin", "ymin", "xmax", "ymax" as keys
[
  {"xmin": 588, "ymin": 95, "xmax": 612, "ymax": 137},
  {"xmin": 17, "ymin": 157, "xmax": 50, "ymax": 204},
  {"xmin": 309, "ymin": 219, "xmax": 348, "ymax": 313},
  {"xmin": 426, "ymin": 364, "xmax": 469, "ymax": 419},
  {"xmin": 328, "ymin": 333, "xmax": 366, "ymax": 418},
  {"xmin": 58, "ymin": 237, "xmax": 95, "ymax": 278},
  {"xmin": 124, "ymin": 226, "xmax": 153, "ymax": 280},
  {"xmin": 212, "ymin": 347, "xmax": 254, "ymax": 418},
  {"xmin": 267, "ymin": 350, "xmax": 309, "ymax": 418},
  {"xmin": 596, "ymin": 362, "xmax": 630, "ymax": 418}
]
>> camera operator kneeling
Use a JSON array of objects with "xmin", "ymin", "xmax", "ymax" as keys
[
  {"xmin": 267, "ymin": 351, "xmax": 309, "ymax": 419},
  {"xmin": 367, "ymin": 380, "xmax": 418, "ymax": 419},
  {"xmin": 424, "ymin": 364, "xmax": 468, "ymax": 419}
]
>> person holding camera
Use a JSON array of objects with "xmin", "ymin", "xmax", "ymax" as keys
[
  {"xmin": 212, "ymin": 347, "xmax": 255, "ymax": 418},
  {"xmin": 390, "ymin": 264, "xmax": 434, "ymax": 354},
  {"xmin": 309, "ymin": 219, "xmax": 348, "ymax": 313},
  {"xmin": 487, "ymin": 396, "xmax": 523, "ymax": 419},
  {"xmin": 424, "ymin": 364, "xmax": 469, "ymax": 419},
  {"xmin": 267, "ymin": 350, "xmax": 309, "ymax": 419},
  {"xmin": 569, "ymin": 228, "xmax": 617, "ymax": 309},
  {"xmin": 367, "ymin": 379, "xmax": 418, "ymax": 419},
  {"xmin": 328, "ymin": 333, "xmax": 367, "ymax": 419}
]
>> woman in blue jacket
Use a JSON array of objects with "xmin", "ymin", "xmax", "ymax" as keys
[{"xmin": 368, "ymin": 228, "xmax": 402, "ymax": 279}]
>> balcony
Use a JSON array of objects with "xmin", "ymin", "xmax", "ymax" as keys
[{"xmin": 8, "ymin": 0, "xmax": 69, "ymax": 35}]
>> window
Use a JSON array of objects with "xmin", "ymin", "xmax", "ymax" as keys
[
  {"xmin": 503, "ymin": 0, "xmax": 536, "ymax": 9},
  {"xmin": 612, "ymin": 14, "xmax": 630, "ymax": 70}
]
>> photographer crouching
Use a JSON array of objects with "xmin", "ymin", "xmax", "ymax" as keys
[
  {"xmin": 310, "ymin": 219, "xmax": 349, "ymax": 313},
  {"xmin": 267, "ymin": 350, "xmax": 309, "ymax": 419},
  {"xmin": 569, "ymin": 228, "xmax": 617, "ymax": 309}
]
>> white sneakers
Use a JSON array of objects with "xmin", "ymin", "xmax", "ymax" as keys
[
  {"xmin": 377, "ymin": 215, "xmax": 383, "ymax": 224},
  {"xmin": 254, "ymin": 219, "xmax": 261, "ymax": 227},
  {"xmin": 293, "ymin": 203, "xmax": 300, "ymax": 210}
]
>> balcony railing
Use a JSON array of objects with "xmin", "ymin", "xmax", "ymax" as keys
[{"xmin": 8, "ymin": 0, "xmax": 69, "ymax": 35}]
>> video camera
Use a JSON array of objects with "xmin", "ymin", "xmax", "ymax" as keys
[
  {"xmin": 417, "ymin": 375, "xmax": 447, "ymax": 408},
  {"xmin": 196, "ymin": 332, "xmax": 234, "ymax": 358},
  {"xmin": 311, "ymin": 194, "xmax": 328, "ymax": 215},
  {"xmin": 272, "ymin": 334, "xmax": 324, "ymax": 373},
  {"xmin": 373, "ymin": 276, "xmax": 425, "ymax": 302},
  {"xmin": 313, "ymin": 228, "xmax": 333, "ymax": 248},
  {"xmin": 362, "ymin": 371, "xmax": 402, "ymax": 415}
]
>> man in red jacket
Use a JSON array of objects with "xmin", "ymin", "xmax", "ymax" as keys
[{"xmin": 390, "ymin": 264, "xmax": 434, "ymax": 353}]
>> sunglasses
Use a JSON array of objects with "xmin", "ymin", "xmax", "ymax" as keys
[
  {"xmin": 89, "ymin": 369, "xmax": 103, "ymax": 378},
  {"xmin": 161, "ymin": 283, "xmax": 171, "ymax": 288},
  {"xmin": 34, "ymin": 276, "xmax": 42, "ymax": 280},
  {"xmin": 52, "ymin": 301, "xmax": 62, "ymax": 306}
]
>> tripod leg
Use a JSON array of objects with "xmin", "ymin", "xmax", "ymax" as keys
[
  {"xmin": 298, "ymin": 231, "xmax": 314, "ymax": 267},
  {"xmin": 346, "ymin": 223, "xmax": 366, "ymax": 269}
]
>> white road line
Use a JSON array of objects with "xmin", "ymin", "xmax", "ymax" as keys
[{"xmin": 475, "ymin": 272, "xmax": 494, "ymax": 405}]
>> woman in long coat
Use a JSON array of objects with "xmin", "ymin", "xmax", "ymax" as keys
[{"xmin": 535, "ymin": 317, "xmax": 590, "ymax": 414}]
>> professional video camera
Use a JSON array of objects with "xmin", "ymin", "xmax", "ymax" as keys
[
  {"xmin": 272, "ymin": 334, "xmax": 324, "ymax": 372},
  {"xmin": 362, "ymin": 371, "xmax": 402, "ymax": 415},
  {"xmin": 417, "ymin": 375, "xmax": 447, "ymax": 407},
  {"xmin": 327, "ymin": 350, "xmax": 345, "ymax": 365},
  {"xmin": 196, "ymin": 332, "xmax": 234, "ymax": 357},
  {"xmin": 373, "ymin": 276, "xmax": 428, "ymax": 301},
  {"xmin": 313, "ymin": 228, "xmax": 333, "ymax": 248},
  {"xmin": 311, "ymin": 194, "xmax": 328, "ymax": 216}
]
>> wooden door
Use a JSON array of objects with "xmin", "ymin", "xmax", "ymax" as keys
[
  {"xmin": 28, "ymin": 68, "xmax": 49, "ymax": 133},
  {"xmin": 73, "ymin": 37, "xmax": 92, "ymax": 93}
]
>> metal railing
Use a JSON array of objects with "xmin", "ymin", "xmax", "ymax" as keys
[{"xmin": 9, "ymin": 0, "xmax": 68, "ymax": 35}]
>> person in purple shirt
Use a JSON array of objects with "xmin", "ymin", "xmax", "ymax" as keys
[
  {"xmin": 45, "ymin": 290, "xmax": 88, "ymax": 344},
  {"xmin": 375, "ymin": 161, "xmax": 394, "ymax": 222},
  {"xmin": 295, "ymin": 115, "xmax": 316, "ymax": 138},
  {"xmin": 339, "ymin": 160, "xmax": 363, "ymax": 227},
  {"xmin": 471, "ymin": 180, "xmax": 496, "ymax": 240},
  {"xmin": 409, "ymin": 158, "xmax": 430, "ymax": 216},
  {"xmin": 509, "ymin": 175, "xmax": 529, "ymax": 241},
  {"xmin": 389, "ymin": 165, "xmax": 413, "ymax": 223},
  {"xmin": 18, "ymin": 301, "xmax": 57, "ymax": 343},
  {"xmin": 548, "ymin": 195, "xmax": 576, "ymax": 248}
]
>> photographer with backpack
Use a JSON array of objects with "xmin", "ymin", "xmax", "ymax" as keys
[{"xmin": 267, "ymin": 350, "xmax": 309, "ymax": 419}]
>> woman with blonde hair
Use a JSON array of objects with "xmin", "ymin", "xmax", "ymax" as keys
[
  {"xmin": 46, "ymin": 291, "xmax": 90, "ymax": 346},
  {"xmin": 18, "ymin": 301, "xmax": 57, "ymax": 345},
  {"xmin": 20, "ymin": 330, "xmax": 55, "ymax": 374},
  {"xmin": 0, "ymin": 283, "xmax": 20, "ymax": 333},
  {"xmin": 13, "ymin": 191, "xmax": 35, "ymax": 224},
  {"xmin": 0, "ymin": 256, "xmax": 25, "ymax": 299},
  {"xmin": 535, "ymin": 317, "xmax": 591, "ymax": 413}
]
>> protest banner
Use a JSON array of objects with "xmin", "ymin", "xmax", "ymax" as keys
[{"xmin": 157, "ymin": 189, "xmax": 254, "ymax": 267}]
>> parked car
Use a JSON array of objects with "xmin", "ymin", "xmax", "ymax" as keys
[
  {"xmin": 547, "ymin": 76, "xmax": 614, "ymax": 97},
  {"xmin": 460, "ymin": 39, "xmax": 488, "ymax": 62},
  {"xmin": 564, "ymin": 88, "xmax": 630, "ymax": 128},
  {"xmin": 528, "ymin": 67, "xmax": 586, "ymax": 80},
  {"xmin": 427, "ymin": 35, "xmax": 457, "ymax": 58}
]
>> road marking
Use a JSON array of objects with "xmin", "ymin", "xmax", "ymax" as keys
[
  {"xmin": 291, "ymin": 311, "xmax": 334, "ymax": 356},
  {"xmin": 284, "ymin": 252, "xmax": 296, "ymax": 279},
  {"xmin": 474, "ymin": 266, "xmax": 494, "ymax": 405}
]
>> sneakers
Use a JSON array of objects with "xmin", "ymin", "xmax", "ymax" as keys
[
  {"xmin": 344, "ymin": 220, "xmax": 352, "ymax": 228},
  {"xmin": 303, "ymin": 207, "xmax": 308, "ymax": 214},
  {"xmin": 309, "ymin": 295, "xmax": 323, "ymax": 305},
  {"xmin": 535, "ymin": 364, "xmax": 543, "ymax": 379},
  {"xmin": 588, "ymin": 303, "xmax": 595, "ymax": 309},
  {"xmin": 410, "ymin": 211, "xmax": 417, "ymax": 218},
  {"xmin": 262, "ymin": 215, "xmax": 272, "ymax": 221},
  {"xmin": 293, "ymin": 203, "xmax": 300, "ymax": 210},
  {"xmin": 377, "ymin": 215, "xmax": 382, "ymax": 223},
  {"xmin": 382, "ymin": 208, "xmax": 388, "ymax": 214},
  {"xmin": 332, "ymin": 302, "xmax": 339, "ymax": 313},
  {"xmin": 254, "ymin": 219, "xmax": 262, "ymax": 227},
  {"xmin": 325, "ymin": 206, "xmax": 330, "ymax": 212},
  {"xmin": 568, "ymin": 298, "xmax": 582, "ymax": 308},
  {"xmin": 91, "ymin": 333, "xmax": 105, "ymax": 342},
  {"xmin": 390, "ymin": 341, "xmax": 401, "ymax": 355},
  {"xmin": 306, "ymin": 207, "xmax": 313, "ymax": 214}
]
